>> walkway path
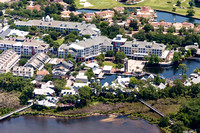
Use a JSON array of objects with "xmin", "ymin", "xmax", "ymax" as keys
[
  {"xmin": 139, "ymin": 99, "xmax": 174, "ymax": 124},
  {"xmin": 0, "ymin": 102, "xmax": 33, "ymax": 121},
  {"xmin": 139, "ymin": 99, "xmax": 166, "ymax": 117}
]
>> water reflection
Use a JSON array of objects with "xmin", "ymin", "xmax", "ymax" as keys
[
  {"xmin": 145, "ymin": 60, "xmax": 200, "ymax": 78},
  {"xmin": 77, "ymin": 9, "xmax": 200, "ymax": 24},
  {"xmin": 0, "ymin": 115, "xmax": 162, "ymax": 133}
]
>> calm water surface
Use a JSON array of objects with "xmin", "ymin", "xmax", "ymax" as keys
[
  {"xmin": 145, "ymin": 60, "xmax": 200, "ymax": 79},
  {"xmin": 0, "ymin": 115, "xmax": 162, "ymax": 133},
  {"xmin": 77, "ymin": 9, "xmax": 200, "ymax": 24}
]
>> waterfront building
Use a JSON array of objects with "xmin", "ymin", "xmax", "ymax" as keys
[
  {"xmin": 0, "ymin": 49, "xmax": 20, "ymax": 74},
  {"xmin": 103, "ymin": 65, "xmax": 113, "ymax": 73},
  {"xmin": 12, "ymin": 66, "xmax": 34, "ymax": 78},
  {"xmin": 136, "ymin": 6, "xmax": 157, "ymax": 21},
  {"xmin": 15, "ymin": 16, "xmax": 101, "ymax": 36},
  {"xmin": 96, "ymin": 10, "xmax": 115, "ymax": 20},
  {"xmin": 120, "ymin": 40, "xmax": 167, "ymax": 59},
  {"xmin": 182, "ymin": 22, "xmax": 194, "ymax": 30},
  {"xmin": 33, "ymin": 81, "xmax": 55, "ymax": 96},
  {"xmin": 61, "ymin": 10, "xmax": 81, "ymax": 18},
  {"xmin": 36, "ymin": 96, "xmax": 58, "ymax": 108},
  {"xmin": 58, "ymin": 36, "xmax": 112, "ymax": 61},
  {"xmin": 24, "ymin": 52, "xmax": 51, "ymax": 70},
  {"xmin": 150, "ymin": 21, "xmax": 172, "ymax": 32},
  {"xmin": 0, "ymin": 37, "xmax": 49, "ymax": 56},
  {"xmin": 113, "ymin": 7, "xmax": 125, "ymax": 13}
]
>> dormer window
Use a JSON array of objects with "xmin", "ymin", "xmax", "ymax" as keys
[{"xmin": 132, "ymin": 44, "xmax": 138, "ymax": 47}]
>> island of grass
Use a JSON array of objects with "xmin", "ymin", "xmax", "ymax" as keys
[{"xmin": 75, "ymin": 0, "xmax": 200, "ymax": 19}]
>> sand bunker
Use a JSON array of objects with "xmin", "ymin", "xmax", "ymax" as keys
[{"xmin": 80, "ymin": 0, "xmax": 93, "ymax": 7}]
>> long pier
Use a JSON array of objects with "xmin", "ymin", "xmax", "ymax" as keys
[
  {"xmin": 139, "ymin": 99, "xmax": 166, "ymax": 117},
  {"xmin": 0, "ymin": 103, "xmax": 33, "ymax": 121}
]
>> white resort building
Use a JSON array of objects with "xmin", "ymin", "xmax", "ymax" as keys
[
  {"xmin": 120, "ymin": 40, "xmax": 167, "ymax": 59},
  {"xmin": 0, "ymin": 37, "xmax": 49, "ymax": 56},
  {"xmin": 15, "ymin": 15, "xmax": 101, "ymax": 36},
  {"xmin": 12, "ymin": 66, "xmax": 34, "ymax": 78},
  {"xmin": 0, "ymin": 49, "xmax": 20, "ymax": 74},
  {"xmin": 58, "ymin": 36, "xmax": 112, "ymax": 61},
  {"xmin": 24, "ymin": 52, "xmax": 51, "ymax": 70}
]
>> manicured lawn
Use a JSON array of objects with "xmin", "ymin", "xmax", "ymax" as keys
[
  {"xmin": 135, "ymin": 0, "xmax": 200, "ymax": 18},
  {"xmin": 75, "ymin": 0, "xmax": 123, "ymax": 9},
  {"xmin": 55, "ymin": 39, "xmax": 64, "ymax": 45},
  {"xmin": 103, "ymin": 61, "xmax": 117, "ymax": 68}
]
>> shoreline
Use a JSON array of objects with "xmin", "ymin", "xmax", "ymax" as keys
[{"xmin": 77, "ymin": 7, "xmax": 200, "ymax": 20}]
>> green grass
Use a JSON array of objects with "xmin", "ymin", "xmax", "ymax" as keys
[
  {"xmin": 135, "ymin": 0, "xmax": 200, "ymax": 18},
  {"xmin": 75, "ymin": 0, "xmax": 123, "ymax": 9},
  {"xmin": 75, "ymin": 0, "xmax": 200, "ymax": 18},
  {"xmin": 55, "ymin": 39, "xmax": 64, "ymax": 45},
  {"xmin": 103, "ymin": 61, "xmax": 117, "ymax": 68}
]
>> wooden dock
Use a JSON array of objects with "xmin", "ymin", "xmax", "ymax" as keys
[{"xmin": 0, "ymin": 103, "xmax": 33, "ymax": 121}]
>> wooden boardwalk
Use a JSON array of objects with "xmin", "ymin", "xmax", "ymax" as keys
[
  {"xmin": 0, "ymin": 103, "xmax": 33, "ymax": 121},
  {"xmin": 139, "ymin": 99, "xmax": 166, "ymax": 117}
]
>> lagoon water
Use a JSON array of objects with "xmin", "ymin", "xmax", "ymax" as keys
[
  {"xmin": 0, "ymin": 115, "xmax": 162, "ymax": 133},
  {"xmin": 77, "ymin": 9, "xmax": 200, "ymax": 24},
  {"xmin": 145, "ymin": 60, "xmax": 200, "ymax": 79}
]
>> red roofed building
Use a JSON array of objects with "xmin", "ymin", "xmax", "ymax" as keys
[
  {"xmin": 27, "ymin": 5, "xmax": 41, "ymax": 11},
  {"xmin": 37, "ymin": 70, "xmax": 49, "ymax": 76},
  {"xmin": 194, "ymin": 25, "xmax": 200, "ymax": 33},
  {"xmin": 182, "ymin": 22, "xmax": 194, "ymax": 30},
  {"xmin": 84, "ymin": 13, "xmax": 95, "ymax": 22},
  {"xmin": 36, "ymin": 70, "xmax": 50, "ymax": 81},
  {"xmin": 150, "ymin": 21, "xmax": 172, "ymax": 32},
  {"xmin": 61, "ymin": 10, "xmax": 71, "ymax": 18},
  {"xmin": 96, "ymin": 10, "xmax": 115, "ymax": 20},
  {"xmin": 113, "ymin": 7, "xmax": 125, "ymax": 13},
  {"xmin": 136, "ymin": 6, "xmax": 157, "ymax": 21}
]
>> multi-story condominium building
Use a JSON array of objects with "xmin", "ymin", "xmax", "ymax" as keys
[
  {"xmin": 15, "ymin": 15, "xmax": 101, "ymax": 36},
  {"xmin": 24, "ymin": 52, "xmax": 51, "ymax": 70},
  {"xmin": 58, "ymin": 36, "xmax": 112, "ymax": 61},
  {"xmin": 0, "ymin": 37, "xmax": 49, "ymax": 56},
  {"xmin": 120, "ymin": 40, "xmax": 167, "ymax": 59},
  {"xmin": 12, "ymin": 66, "xmax": 34, "ymax": 78},
  {"xmin": 112, "ymin": 35, "xmax": 127, "ymax": 50},
  {"xmin": 0, "ymin": 49, "xmax": 20, "ymax": 74}
]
